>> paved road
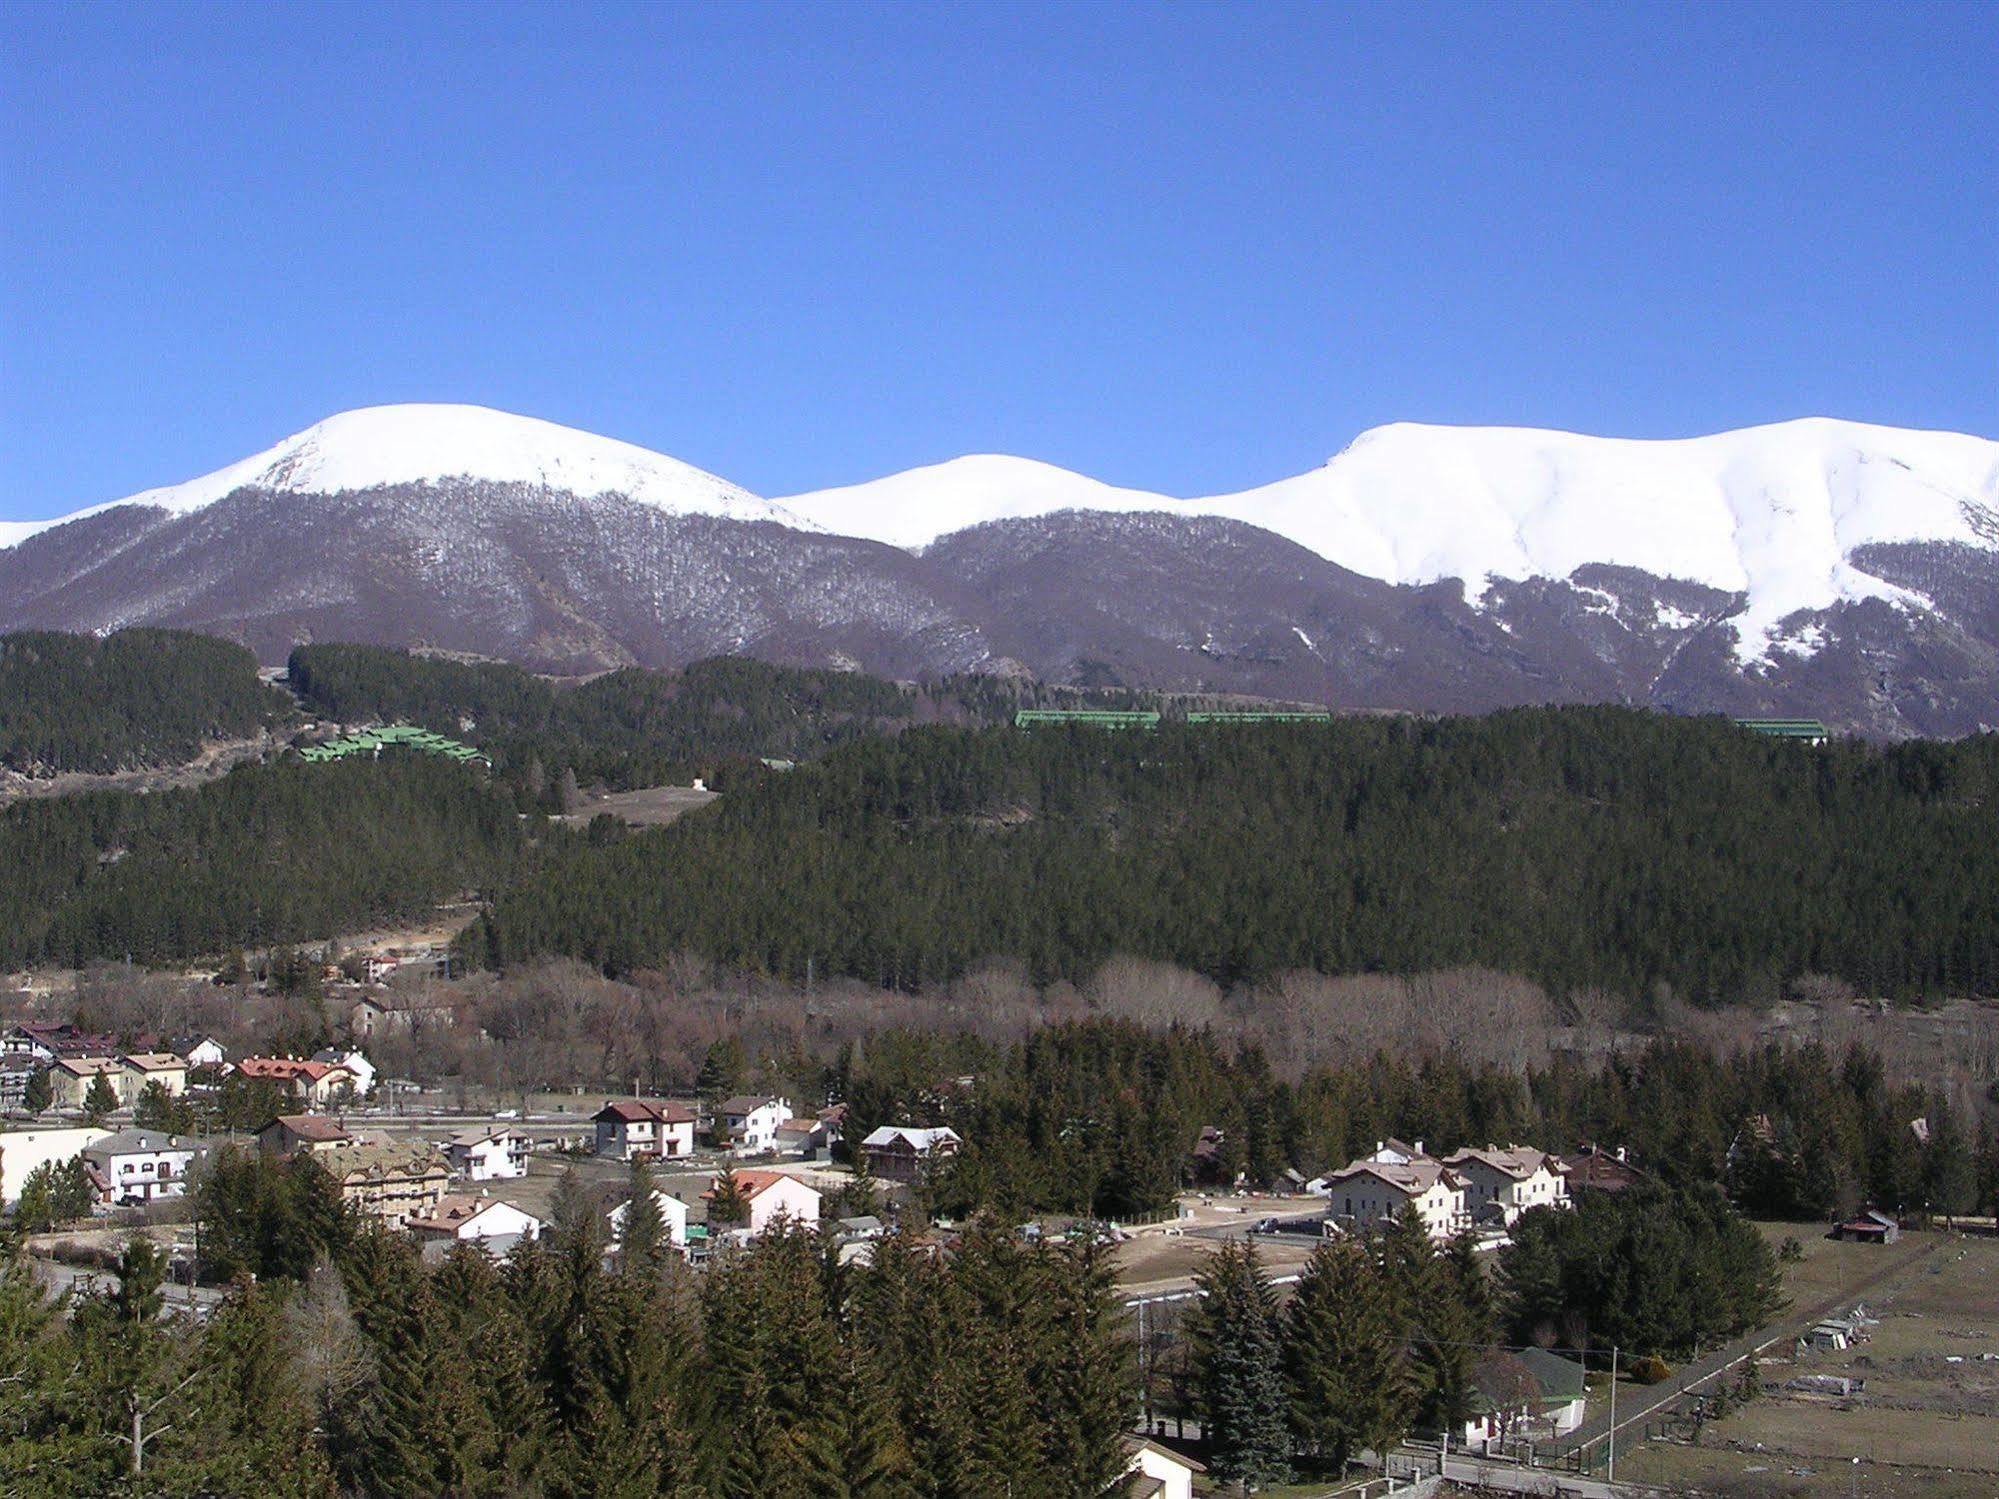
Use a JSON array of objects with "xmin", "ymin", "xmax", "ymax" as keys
[{"xmin": 1439, "ymin": 1452, "xmax": 1667, "ymax": 1497}]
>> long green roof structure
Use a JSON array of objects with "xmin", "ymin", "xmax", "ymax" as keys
[{"xmin": 298, "ymin": 723, "xmax": 489, "ymax": 765}]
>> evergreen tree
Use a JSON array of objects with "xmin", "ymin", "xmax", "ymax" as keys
[
  {"xmin": 1284, "ymin": 1238, "xmax": 1412, "ymax": 1472},
  {"xmin": 21, "ymin": 1064, "xmax": 51, "ymax": 1115},
  {"xmin": 1189, "ymin": 1239, "xmax": 1291, "ymax": 1486},
  {"xmin": 619, "ymin": 1154, "xmax": 669, "ymax": 1279},
  {"xmin": 709, "ymin": 1168, "xmax": 752, "ymax": 1227},
  {"xmin": 1036, "ymin": 1238, "xmax": 1133, "ymax": 1493},
  {"xmin": 83, "ymin": 1071, "xmax": 117, "ymax": 1121}
]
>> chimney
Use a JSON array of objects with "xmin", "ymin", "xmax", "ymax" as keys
[
  {"xmin": 1375, "ymin": 1140, "xmax": 1384, "ymax": 1153},
  {"xmin": 1615, "ymin": 1146, "xmax": 1627, "ymax": 1163},
  {"xmin": 1413, "ymin": 1140, "xmax": 1424, "ymax": 1156}
]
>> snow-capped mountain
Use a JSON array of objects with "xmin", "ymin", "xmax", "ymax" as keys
[
  {"xmin": 785, "ymin": 419, "xmax": 1999, "ymax": 666},
  {"xmin": 7, "ymin": 404, "xmax": 809, "ymax": 543},
  {"xmin": 4, "ymin": 405, "xmax": 1996, "ymax": 736}
]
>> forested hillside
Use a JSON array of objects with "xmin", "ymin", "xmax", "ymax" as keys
[
  {"xmin": 473, "ymin": 709, "xmax": 1999, "ymax": 1003},
  {"xmin": 0, "ymin": 758, "xmax": 524, "ymax": 967},
  {"xmin": 0, "ymin": 629, "xmax": 284, "ymax": 774},
  {"xmin": 288, "ymin": 643, "xmax": 1024, "ymax": 791}
]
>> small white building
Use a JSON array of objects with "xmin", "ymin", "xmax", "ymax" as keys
[
  {"xmin": 1120, "ymin": 1436, "xmax": 1205, "ymax": 1499},
  {"xmin": 0, "ymin": 1125, "xmax": 113, "ymax": 1205},
  {"xmin": 608, "ymin": 1186, "xmax": 691, "ymax": 1249},
  {"xmin": 593, "ymin": 1100, "xmax": 697, "ymax": 1160},
  {"xmin": 445, "ymin": 1126, "xmax": 530, "ymax": 1181},
  {"xmin": 81, "ymin": 1129, "xmax": 205, "ymax": 1207},
  {"xmin": 313, "ymin": 1048, "xmax": 377, "ymax": 1097},
  {"xmin": 407, "ymin": 1193, "xmax": 543, "ymax": 1249},
  {"xmin": 709, "ymin": 1168, "xmax": 821, "ymax": 1234},
  {"xmin": 717, "ymin": 1096, "xmax": 793, "ymax": 1155},
  {"xmin": 1443, "ymin": 1145, "xmax": 1571, "ymax": 1227},
  {"xmin": 169, "ymin": 1035, "xmax": 227, "ymax": 1070}
]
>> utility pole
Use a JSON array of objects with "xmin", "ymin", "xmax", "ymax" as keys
[{"xmin": 1607, "ymin": 1345, "xmax": 1619, "ymax": 1483}]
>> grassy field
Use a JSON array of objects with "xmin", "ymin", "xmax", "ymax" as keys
[{"xmin": 1618, "ymin": 1228, "xmax": 1999, "ymax": 1499}]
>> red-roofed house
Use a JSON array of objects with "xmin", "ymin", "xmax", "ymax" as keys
[
  {"xmin": 235, "ymin": 1057, "xmax": 356, "ymax": 1106},
  {"xmin": 706, "ymin": 1168, "xmax": 821, "ymax": 1234}
]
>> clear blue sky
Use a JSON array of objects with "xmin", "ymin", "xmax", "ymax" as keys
[{"xmin": 3, "ymin": 2, "xmax": 1993, "ymax": 520}]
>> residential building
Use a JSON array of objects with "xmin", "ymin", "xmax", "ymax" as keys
[
  {"xmin": 0, "ymin": 1055, "xmax": 42, "ymax": 1112},
  {"xmin": 860, "ymin": 1125, "xmax": 964, "ymax": 1184},
  {"xmin": 716, "ymin": 1095, "xmax": 792, "ymax": 1155},
  {"xmin": 707, "ymin": 1168, "xmax": 821, "ymax": 1234},
  {"xmin": 593, "ymin": 1099, "xmax": 697, "ymax": 1160},
  {"xmin": 48, "ymin": 1056, "xmax": 127, "ymax": 1111},
  {"xmin": 326, "ymin": 1144, "xmax": 450, "ymax": 1229},
  {"xmin": 235, "ymin": 1057, "xmax": 357, "ymax": 1106},
  {"xmin": 607, "ymin": 1186, "xmax": 691, "ymax": 1249},
  {"xmin": 259, "ymin": 1114, "xmax": 358, "ymax": 1158},
  {"xmin": 1442, "ymin": 1144, "xmax": 1570, "ymax": 1226},
  {"xmin": 81, "ymin": 1129, "xmax": 205, "ymax": 1207},
  {"xmin": 445, "ymin": 1126, "xmax": 530, "ymax": 1181},
  {"xmin": 3, "ymin": 1024, "xmax": 119, "ymax": 1062},
  {"xmin": 407, "ymin": 1193, "xmax": 543, "ymax": 1249},
  {"xmin": 120, "ymin": 1054, "xmax": 190, "ymax": 1099},
  {"xmin": 1561, "ymin": 1144, "xmax": 1648, "ymax": 1196},
  {"xmin": 312, "ymin": 1047, "xmax": 377, "ymax": 1096},
  {"xmin": 0, "ymin": 1125, "xmax": 113, "ymax": 1204},
  {"xmin": 1323, "ymin": 1152, "xmax": 1469, "ymax": 1240},
  {"xmin": 1462, "ymin": 1348, "xmax": 1589, "ymax": 1447},
  {"xmin": 1119, "ymin": 1436, "xmax": 1205, "ymax": 1499}
]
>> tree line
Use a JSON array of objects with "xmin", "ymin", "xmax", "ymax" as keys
[
  {"xmin": 0, "ymin": 629, "xmax": 284, "ymax": 775},
  {"xmin": 817, "ymin": 1021, "xmax": 1999, "ymax": 1225},
  {"xmin": 1, "ymin": 1150, "xmax": 1134, "ymax": 1499},
  {"xmin": 472, "ymin": 709, "xmax": 1999, "ymax": 1002},
  {"xmin": 0, "ymin": 757, "xmax": 524, "ymax": 968}
]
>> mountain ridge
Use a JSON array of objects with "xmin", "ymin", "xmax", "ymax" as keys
[{"xmin": 5, "ymin": 404, "xmax": 1996, "ymax": 737}]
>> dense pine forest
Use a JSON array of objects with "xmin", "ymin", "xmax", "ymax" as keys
[
  {"xmin": 474, "ymin": 709, "xmax": 1999, "ymax": 1003},
  {"xmin": 0, "ymin": 629, "xmax": 284, "ymax": 774},
  {"xmin": 0, "ymin": 1159, "xmax": 1134, "ymax": 1499},
  {"xmin": 0, "ymin": 758, "xmax": 524, "ymax": 968},
  {"xmin": 288, "ymin": 643, "xmax": 1026, "ymax": 792}
]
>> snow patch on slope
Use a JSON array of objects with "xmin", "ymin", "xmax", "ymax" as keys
[{"xmin": 5, "ymin": 404, "xmax": 813, "ymax": 547}]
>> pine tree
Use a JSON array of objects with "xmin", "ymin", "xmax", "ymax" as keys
[
  {"xmin": 619, "ymin": 1154, "xmax": 669, "ymax": 1279},
  {"xmin": 1284, "ymin": 1238, "xmax": 1412, "ymax": 1473},
  {"xmin": 21, "ymin": 1064, "xmax": 51, "ymax": 1115},
  {"xmin": 83, "ymin": 1071, "xmax": 118, "ymax": 1121},
  {"xmin": 709, "ymin": 1168, "xmax": 751, "ymax": 1227},
  {"xmin": 1036, "ymin": 1238, "xmax": 1133, "ymax": 1494},
  {"xmin": 1189, "ymin": 1239, "xmax": 1291, "ymax": 1486}
]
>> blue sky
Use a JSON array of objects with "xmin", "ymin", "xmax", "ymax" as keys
[{"xmin": 2, "ymin": 2, "xmax": 1993, "ymax": 520}]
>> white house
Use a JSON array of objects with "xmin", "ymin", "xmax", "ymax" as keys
[
  {"xmin": 593, "ymin": 1100, "xmax": 697, "ymax": 1160},
  {"xmin": 312, "ymin": 1048, "xmax": 377, "ymax": 1096},
  {"xmin": 1120, "ymin": 1436, "xmax": 1205, "ymax": 1499},
  {"xmin": 717, "ymin": 1096, "xmax": 792, "ymax": 1155},
  {"xmin": 608, "ymin": 1186, "xmax": 691, "ymax": 1249},
  {"xmin": 0, "ymin": 1125, "xmax": 112, "ymax": 1205},
  {"xmin": 1442, "ymin": 1144, "xmax": 1571, "ymax": 1226},
  {"xmin": 709, "ymin": 1168, "xmax": 821, "ymax": 1234},
  {"xmin": 445, "ymin": 1126, "xmax": 530, "ymax": 1181},
  {"xmin": 1324, "ymin": 1153, "xmax": 1468, "ymax": 1240},
  {"xmin": 81, "ymin": 1129, "xmax": 205, "ymax": 1207},
  {"xmin": 169, "ymin": 1035, "xmax": 227, "ymax": 1070},
  {"xmin": 1463, "ymin": 1347, "xmax": 1588, "ymax": 1447},
  {"xmin": 407, "ymin": 1193, "xmax": 543, "ymax": 1250}
]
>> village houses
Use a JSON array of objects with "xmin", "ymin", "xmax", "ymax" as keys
[
  {"xmin": 708, "ymin": 1168, "xmax": 821, "ymax": 1235},
  {"xmin": 608, "ymin": 1186, "xmax": 692, "ymax": 1251},
  {"xmin": 715, "ymin": 1095, "xmax": 792, "ymax": 1155},
  {"xmin": 311, "ymin": 1046, "xmax": 376, "ymax": 1096},
  {"xmin": 323, "ymin": 1144, "xmax": 450, "ymax": 1229},
  {"xmin": 81, "ymin": 1129, "xmax": 206, "ymax": 1208},
  {"xmin": 259, "ymin": 1114, "xmax": 357, "ymax": 1157},
  {"xmin": 3, "ymin": 1024, "xmax": 119, "ymax": 1062},
  {"xmin": 593, "ymin": 1099, "xmax": 697, "ymax": 1160},
  {"xmin": 1443, "ymin": 1144, "xmax": 1570, "ymax": 1227},
  {"xmin": 120, "ymin": 1053, "xmax": 190, "ymax": 1098},
  {"xmin": 860, "ymin": 1124, "xmax": 964, "ymax": 1184},
  {"xmin": 445, "ymin": 1125, "xmax": 531, "ymax": 1180},
  {"xmin": 235, "ymin": 1056, "xmax": 357, "ymax": 1107},
  {"xmin": 47, "ymin": 1056, "xmax": 128, "ymax": 1112},
  {"xmin": 407, "ymin": 1193, "xmax": 543, "ymax": 1256}
]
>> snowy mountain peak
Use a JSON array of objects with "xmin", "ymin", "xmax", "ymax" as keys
[
  {"xmin": 785, "ymin": 419, "xmax": 1999, "ymax": 661},
  {"xmin": 9, "ymin": 403, "xmax": 814, "ymax": 543}
]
